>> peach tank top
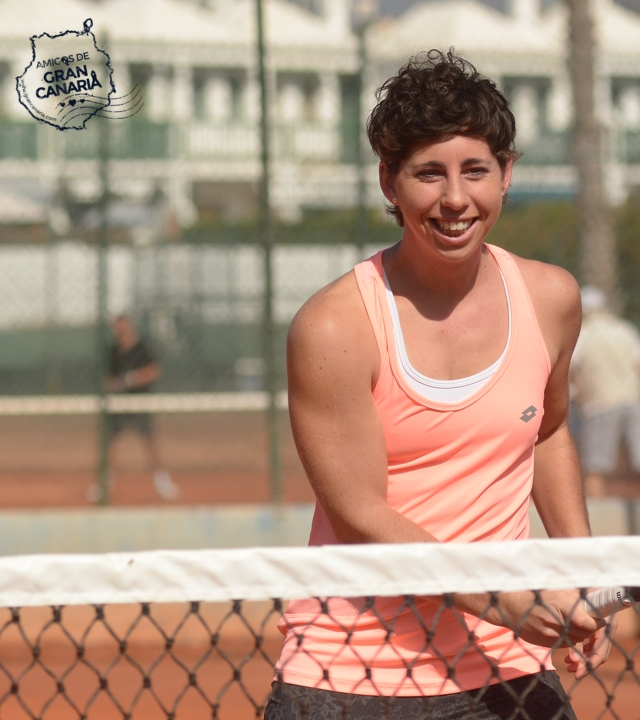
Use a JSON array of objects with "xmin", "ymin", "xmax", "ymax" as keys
[{"xmin": 274, "ymin": 244, "xmax": 554, "ymax": 696}]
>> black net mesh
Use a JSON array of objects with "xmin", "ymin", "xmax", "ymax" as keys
[{"xmin": 0, "ymin": 591, "xmax": 637, "ymax": 720}]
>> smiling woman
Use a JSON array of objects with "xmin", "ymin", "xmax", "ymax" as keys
[
  {"xmin": 264, "ymin": 50, "xmax": 605, "ymax": 720},
  {"xmin": 368, "ymin": 50, "xmax": 521, "ymax": 227}
]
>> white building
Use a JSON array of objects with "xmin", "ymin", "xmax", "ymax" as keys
[
  {"xmin": 0, "ymin": 0, "xmax": 358, "ymax": 228},
  {"xmin": 1, "ymin": 0, "xmax": 640, "ymax": 229}
]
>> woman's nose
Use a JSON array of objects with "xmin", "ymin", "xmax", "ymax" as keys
[{"xmin": 441, "ymin": 176, "xmax": 469, "ymax": 209}]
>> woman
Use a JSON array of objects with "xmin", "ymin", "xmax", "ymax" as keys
[{"xmin": 264, "ymin": 50, "xmax": 612, "ymax": 720}]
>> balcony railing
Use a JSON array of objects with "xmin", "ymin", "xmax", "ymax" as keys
[
  {"xmin": 275, "ymin": 124, "xmax": 341, "ymax": 162},
  {"xmin": 61, "ymin": 120, "xmax": 357, "ymax": 164},
  {"xmin": 63, "ymin": 120, "xmax": 172, "ymax": 160},
  {"xmin": 7, "ymin": 121, "xmax": 640, "ymax": 169},
  {"xmin": 187, "ymin": 122, "xmax": 258, "ymax": 160},
  {"xmin": 518, "ymin": 132, "xmax": 571, "ymax": 166},
  {"xmin": 187, "ymin": 121, "xmax": 349, "ymax": 163}
]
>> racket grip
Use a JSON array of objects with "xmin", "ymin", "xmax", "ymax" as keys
[{"xmin": 583, "ymin": 587, "xmax": 630, "ymax": 617}]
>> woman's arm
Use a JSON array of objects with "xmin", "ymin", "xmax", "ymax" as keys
[
  {"xmin": 517, "ymin": 259, "xmax": 612, "ymax": 676},
  {"xmin": 287, "ymin": 272, "xmax": 438, "ymax": 545},
  {"xmin": 519, "ymin": 260, "xmax": 589, "ymax": 537}
]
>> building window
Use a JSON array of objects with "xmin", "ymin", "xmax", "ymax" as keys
[
  {"xmin": 612, "ymin": 78, "xmax": 640, "ymax": 130},
  {"xmin": 194, "ymin": 69, "xmax": 245, "ymax": 121},
  {"xmin": 277, "ymin": 73, "xmax": 319, "ymax": 123},
  {"xmin": 502, "ymin": 77, "xmax": 552, "ymax": 145}
]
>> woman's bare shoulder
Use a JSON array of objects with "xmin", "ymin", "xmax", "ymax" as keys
[
  {"xmin": 291, "ymin": 271, "xmax": 364, "ymax": 333},
  {"xmin": 287, "ymin": 270, "xmax": 379, "ymax": 380},
  {"xmin": 510, "ymin": 253, "xmax": 581, "ymax": 365},
  {"xmin": 510, "ymin": 254, "xmax": 580, "ymax": 319}
]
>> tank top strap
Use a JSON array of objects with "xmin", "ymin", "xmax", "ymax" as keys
[
  {"xmin": 485, "ymin": 244, "xmax": 551, "ymax": 376},
  {"xmin": 353, "ymin": 251, "xmax": 390, "ymax": 365}
]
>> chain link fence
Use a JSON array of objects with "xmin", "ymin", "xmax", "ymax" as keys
[
  {"xmin": 3, "ymin": 596, "xmax": 635, "ymax": 720},
  {"xmin": 0, "ymin": 0, "xmax": 640, "ymax": 505}
]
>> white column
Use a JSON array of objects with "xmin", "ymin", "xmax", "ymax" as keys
[
  {"xmin": 511, "ymin": 84, "xmax": 539, "ymax": 145},
  {"xmin": 279, "ymin": 82, "xmax": 305, "ymax": 122},
  {"xmin": 595, "ymin": 76, "xmax": 613, "ymax": 127},
  {"xmin": 5, "ymin": 59, "xmax": 25, "ymax": 119},
  {"xmin": 618, "ymin": 85, "xmax": 640, "ymax": 130},
  {"xmin": 147, "ymin": 65, "xmax": 171, "ymax": 121},
  {"xmin": 509, "ymin": 0, "xmax": 541, "ymax": 22},
  {"xmin": 204, "ymin": 76, "xmax": 233, "ymax": 120},
  {"xmin": 316, "ymin": 72, "xmax": 339, "ymax": 123},
  {"xmin": 324, "ymin": 0, "xmax": 350, "ymax": 37},
  {"xmin": 168, "ymin": 170, "xmax": 198, "ymax": 227},
  {"xmin": 604, "ymin": 163, "xmax": 627, "ymax": 206},
  {"xmin": 172, "ymin": 65, "xmax": 194, "ymax": 122},
  {"xmin": 547, "ymin": 75, "xmax": 572, "ymax": 132},
  {"xmin": 112, "ymin": 62, "xmax": 131, "ymax": 99}
]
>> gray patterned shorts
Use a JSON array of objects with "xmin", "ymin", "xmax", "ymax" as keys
[{"xmin": 264, "ymin": 671, "xmax": 577, "ymax": 720}]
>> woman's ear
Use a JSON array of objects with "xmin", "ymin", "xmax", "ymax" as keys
[
  {"xmin": 379, "ymin": 163, "xmax": 397, "ymax": 205},
  {"xmin": 501, "ymin": 159, "xmax": 514, "ymax": 198}
]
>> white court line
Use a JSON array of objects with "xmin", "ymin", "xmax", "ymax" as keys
[{"xmin": 0, "ymin": 392, "xmax": 289, "ymax": 415}]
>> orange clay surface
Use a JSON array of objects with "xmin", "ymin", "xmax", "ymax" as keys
[{"xmin": 0, "ymin": 412, "xmax": 314, "ymax": 508}]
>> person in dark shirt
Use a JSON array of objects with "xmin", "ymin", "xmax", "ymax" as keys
[{"xmin": 86, "ymin": 315, "xmax": 179, "ymax": 502}]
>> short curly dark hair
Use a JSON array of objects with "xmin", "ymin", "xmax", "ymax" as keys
[{"xmin": 366, "ymin": 49, "xmax": 520, "ymax": 226}]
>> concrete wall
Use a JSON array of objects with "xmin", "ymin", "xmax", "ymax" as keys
[
  {"xmin": 0, "ymin": 498, "xmax": 635, "ymax": 555},
  {"xmin": 528, "ymin": 498, "xmax": 636, "ymax": 538},
  {"xmin": 0, "ymin": 504, "xmax": 315, "ymax": 555}
]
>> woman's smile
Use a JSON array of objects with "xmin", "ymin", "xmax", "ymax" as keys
[{"xmin": 428, "ymin": 217, "xmax": 479, "ymax": 242}]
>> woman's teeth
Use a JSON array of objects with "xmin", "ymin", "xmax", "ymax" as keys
[{"xmin": 436, "ymin": 220, "xmax": 473, "ymax": 232}]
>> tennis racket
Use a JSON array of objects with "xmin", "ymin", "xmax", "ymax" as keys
[{"xmin": 584, "ymin": 586, "xmax": 640, "ymax": 617}]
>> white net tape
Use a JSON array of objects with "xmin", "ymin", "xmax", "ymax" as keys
[{"xmin": 3, "ymin": 536, "xmax": 640, "ymax": 608}]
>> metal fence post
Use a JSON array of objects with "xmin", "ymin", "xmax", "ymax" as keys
[
  {"xmin": 256, "ymin": 0, "xmax": 282, "ymax": 503},
  {"xmin": 355, "ymin": 24, "xmax": 368, "ymax": 261},
  {"xmin": 45, "ymin": 134, "xmax": 62, "ymax": 396},
  {"xmin": 96, "ymin": 39, "xmax": 111, "ymax": 506},
  {"xmin": 354, "ymin": 1, "xmax": 378, "ymax": 261}
]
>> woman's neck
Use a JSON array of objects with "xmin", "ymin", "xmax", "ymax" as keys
[{"xmin": 383, "ymin": 240, "xmax": 493, "ymax": 316}]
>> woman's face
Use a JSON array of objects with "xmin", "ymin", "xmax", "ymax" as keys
[{"xmin": 380, "ymin": 135, "xmax": 512, "ymax": 261}]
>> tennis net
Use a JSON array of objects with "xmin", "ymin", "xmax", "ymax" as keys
[{"xmin": 0, "ymin": 537, "xmax": 639, "ymax": 720}]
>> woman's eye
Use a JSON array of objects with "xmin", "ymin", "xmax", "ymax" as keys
[{"xmin": 467, "ymin": 168, "xmax": 488, "ymax": 177}]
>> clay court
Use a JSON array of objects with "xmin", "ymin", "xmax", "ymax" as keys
[{"xmin": 0, "ymin": 412, "xmax": 314, "ymax": 508}]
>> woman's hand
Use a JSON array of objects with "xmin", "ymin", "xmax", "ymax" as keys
[
  {"xmin": 564, "ymin": 614, "xmax": 617, "ymax": 679},
  {"xmin": 456, "ymin": 589, "xmax": 605, "ymax": 650},
  {"xmin": 105, "ymin": 376, "xmax": 125, "ymax": 393}
]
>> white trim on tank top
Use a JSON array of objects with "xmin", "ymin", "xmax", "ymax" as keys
[{"xmin": 382, "ymin": 267, "xmax": 512, "ymax": 403}]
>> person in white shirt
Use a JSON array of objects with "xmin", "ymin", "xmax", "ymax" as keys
[{"xmin": 571, "ymin": 287, "xmax": 640, "ymax": 497}]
